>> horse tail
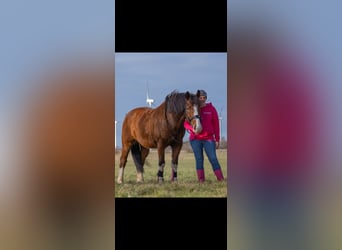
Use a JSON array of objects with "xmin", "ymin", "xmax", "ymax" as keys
[{"xmin": 131, "ymin": 142, "xmax": 144, "ymax": 173}]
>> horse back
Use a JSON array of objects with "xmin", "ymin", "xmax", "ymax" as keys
[{"xmin": 121, "ymin": 107, "xmax": 167, "ymax": 148}]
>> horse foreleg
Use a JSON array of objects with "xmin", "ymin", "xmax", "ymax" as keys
[
  {"xmin": 157, "ymin": 145, "xmax": 166, "ymax": 183},
  {"xmin": 171, "ymin": 143, "xmax": 182, "ymax": 182}
]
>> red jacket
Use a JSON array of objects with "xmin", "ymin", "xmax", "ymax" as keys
[{"xmin": 184, "ymin": 102, "xmax": 220, "ymax": 142}]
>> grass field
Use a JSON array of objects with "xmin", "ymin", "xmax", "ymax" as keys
[{"xmin": 114, "ymin": 149, "xmax": 228, "ymax": 197}]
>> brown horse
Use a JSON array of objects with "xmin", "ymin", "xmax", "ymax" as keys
[{"xmin": 117, "ymin": 90, "xmax": 202, "ymax": 183}]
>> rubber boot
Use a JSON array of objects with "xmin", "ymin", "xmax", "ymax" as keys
[
  {"xmin": 196, "ymin": 169, "xmax": 205, "ymax": 182},
  {"xmin": 214, "ymin": 169, "xmax": 225, "ymax": 181}
]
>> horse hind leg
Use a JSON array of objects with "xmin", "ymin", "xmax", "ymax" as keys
[
  {"xmin": 141, "ymin": 147, "xmax": 150, "ymax": 166},
  {"xmin": 131, "ymin": 142, "xmax": 145, "ymax": 183},
  {"xmin": 138, "ymin": 147, "xmax": 150, "ymax": 182},
  {"xmin": 117, "ymin": 143, "xmax": 131, "ymax": 184}
]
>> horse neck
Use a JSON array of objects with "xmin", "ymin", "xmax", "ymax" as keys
[
  {"xmin": 157, "ymin": 100, "xmax": 186, "ymax": 129},
  {"xmin": 165, "ymin": 110, "xmax": 186, "ymax": 130}
]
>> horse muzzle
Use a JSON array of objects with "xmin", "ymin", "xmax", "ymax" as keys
[{"xmin": 190, "ymin": 115, "xmax": 202, "ymax": 134}]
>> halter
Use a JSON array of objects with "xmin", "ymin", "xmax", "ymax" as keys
[{"xmin": 188, "ymin": 114, "xmax": 201, "ymax": 122}]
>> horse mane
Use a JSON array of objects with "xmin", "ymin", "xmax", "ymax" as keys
[{"xmin": 165, "ymin": 90, "xmax": 187, "ymax": 114}]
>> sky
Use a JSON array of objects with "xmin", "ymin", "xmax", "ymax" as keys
[
  {"xmin": 114, "ymin": 53, "xmax": 228, "ymax": 148},
  {"xmin": 0, "ymin": 0, "xmax": 114, "ymax": 117}
]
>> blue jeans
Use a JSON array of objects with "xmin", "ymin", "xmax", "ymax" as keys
[{"xmin": 190, "ymin": 140, "xmax": 221, "ymax": 171}]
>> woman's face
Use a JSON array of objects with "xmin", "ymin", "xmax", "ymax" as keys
[{"xmin": 199, "ymin": 95, "xmax": 207, "ymax": 107}]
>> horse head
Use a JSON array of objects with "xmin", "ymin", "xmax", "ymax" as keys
[{"xmin": 185, "ymin": 90, "xmax": 202, "ymax": 134}]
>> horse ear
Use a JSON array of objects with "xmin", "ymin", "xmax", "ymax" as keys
[
  {"xmin": 185, "ymin": 91, "xmax": 190, "ymax": 100},
  {"xmin": 196, "ymin": 90, "xmax": 201, "ymax": 97}
]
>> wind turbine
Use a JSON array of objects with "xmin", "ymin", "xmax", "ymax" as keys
[
  {"xmin": 114, "ymin": 120, "xmax": 118, "ymax": 149},
  {"xmin": 146, "ymin": 81, "xmax": 154, "ymax": 107},
  {"xmin": 218, "ymin": 107, "xmax": 223, "ymax": 140}
]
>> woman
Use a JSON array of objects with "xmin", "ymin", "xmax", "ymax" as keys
[{"xmin": 184, "ymin": 89, "xmax": 225, "ymax": 182}]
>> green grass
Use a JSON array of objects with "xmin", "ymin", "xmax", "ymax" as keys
[{"xmin": 115, "ymin": 149, "xmax": 228, "ymax": 197}]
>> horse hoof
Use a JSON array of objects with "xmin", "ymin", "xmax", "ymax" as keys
[{"xmin": 136, "ymin": 173, "xmax": 144, "ymax": 183}]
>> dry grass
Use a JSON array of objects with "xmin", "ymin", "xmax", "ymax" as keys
[{"xmin": 114, "ymin": 149, "xmax": 228, "ymax": 197}]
